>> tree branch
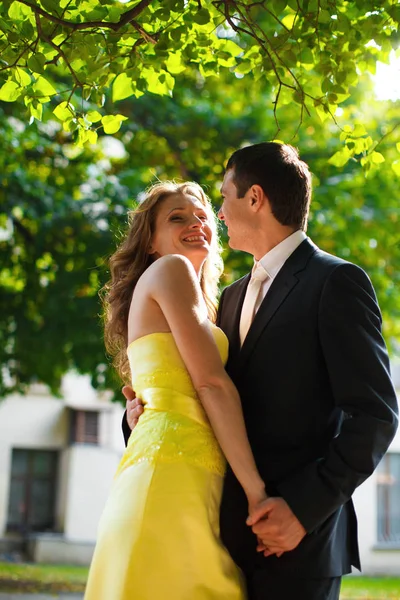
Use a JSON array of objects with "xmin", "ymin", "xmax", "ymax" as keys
[
  {"xmin": 18, "ymin": 0, "xmax": 153, "ymax": 32},
  {"xmin": 35, "ymin": 13, "xmax": 82, "ymax": 87}
]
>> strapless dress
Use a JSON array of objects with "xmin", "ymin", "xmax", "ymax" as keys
[{"xmin": 84, "ymin": 324, "xmax": 245, "ymax": 599}]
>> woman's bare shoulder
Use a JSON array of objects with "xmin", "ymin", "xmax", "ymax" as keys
[{"xmin": 141, "ymin": 254, "xmax": 197, "ymax": 289}]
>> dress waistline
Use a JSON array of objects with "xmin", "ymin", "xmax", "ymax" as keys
[{"xmin": 141, "ymin": 387, "xmax": 210, "ymax": 427}]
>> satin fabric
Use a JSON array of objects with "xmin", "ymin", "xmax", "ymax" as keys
[{"xmin": 84, "ymin": 326, "xmax": 245, "ymax": 600}]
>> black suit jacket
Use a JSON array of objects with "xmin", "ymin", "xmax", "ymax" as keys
[{"xmin": 217, "ymin": 238, "xmax": 398, "ymax": 577}]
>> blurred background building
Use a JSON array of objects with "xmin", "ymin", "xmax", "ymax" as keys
[
  {"xmin": 0, "ymin": 373, "xmax": 124, "ymax": 565},
  {"xmin": 0, "ymin": 365, "xmax": 399, "ymax": 574}
]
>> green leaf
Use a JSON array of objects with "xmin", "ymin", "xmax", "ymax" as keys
[
  {"xmin": 328, "ymin": 147, "xmax": 352, "ymax": 167},
  {"xmin": 8, "ymin": 1, "xmax": 32, "ymax": 20},
  {"xmin": 27, "ymin": 53, "xmax": 47, "ymax": 75},
  {"xmin": 319, "ymin": 10, "xmax": 331, "ymax": 23},
  {"xmin": 272, "ymin": 0, "xmax": 287, "ymax": 14},
  {"xmin": 87, "ymin": 129, "xmax": 98, "ymax": 145},
  {"xmin": 166, "ymin": 52, "xmax": 186, "ymax": 75},
  {"xmin": 0, "ymin": 80, "xmax": 21, "ymax": 102},
  {"xmin": 112, "ymin": 72, "xmax": 135, "ymax": 102},
  {"xmin": 14, "ymin": 68, "xmax": 31, "ymax": 86},
  {"xmin": 101, "ymin": 114, "xmax": 128, "ymax": 134},
  {"xmin": 29, "ymin": 101, "xmax": 43, "ymax": 121},
  {"xmin": 33, "ymin": 76, "xmax": 57, "ymax": 97},
  {"xmin": 215, "ymin": 39, "xmax": 243, "ymax": 57},
  {"xmin": 301, "ymin": 48, "xmax": 314, "ymax": 65},
  {"xmin": 53, "ymin": 101, "xmax": 75, "ymax": 121},
  {"xmin": 108, "ymin": 6, "xmax": 122, "ymax": 23},
  {"xmin": 353, "ymin": 123, "xmax": 367, "ymax": 137},
  {"xmin": 193, "ymin": 8, "xmax": 211, "ymax": 25},
  {"xmin": 321, "ymin": 78, "xmax": 332, "ymax": 93},
  {"xmin": 370, "ymin": 151, "xmax": 385, "ymax": 164},
  {"xmin": 142, "ymin": 68, "xmax": 174, "ymax": 96},
  {"xmin": 86, "ymin": 110, "xmax": 102, "ymax": 123},
  {"xmin": 235, "ymin": 60, "xmax": 253, "ymax": 75},
  {"xmin": 392, "ymin": 160, "xmax": 400, "ymax": 176},
  {"xmin": 40, "ymin": 0, "xmax": 61, "ymax": 16},
  {"xmin": 314, "ymin": 101, "xmax": 329, "ymax": 122},
  {"xmin": 62, "ymin": 117, "xmax": 78, "ymax": 133}
]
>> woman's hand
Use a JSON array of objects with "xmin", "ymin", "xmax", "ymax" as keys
[{"xmin": 247, "ymin": 488, "xmax": 268, "ymax": 522}]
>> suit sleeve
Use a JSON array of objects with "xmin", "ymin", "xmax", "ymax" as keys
[
  {"xmin": 277, "ymin": 263, "xmax": 398, "ymax": 532},
  {"xmin": 122, "ymin": 411, "xmax": 131, "ymax": 447},
  {"xmin": 216, "ymin": 287, "xmax": 226, "ymax": 328}
]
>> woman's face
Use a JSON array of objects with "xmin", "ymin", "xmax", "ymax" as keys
[{"xmin": 149, "ymin": 193, "xmax": 213, "ymax": 269}]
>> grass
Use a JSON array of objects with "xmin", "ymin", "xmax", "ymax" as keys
[
  {"xmin": 0, "ymin": 562, "xmax": 88, "ymax": 593},
  {"xmin": 341, "ymin": 576, "xmax": 400, "ymax": 599},
  {"xmin": 0, "ymin": 563, "xmax": 399, "ymax": 597}
]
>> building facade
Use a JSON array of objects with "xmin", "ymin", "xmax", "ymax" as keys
[{"xmin": 0, "ymin": 373, "xmax": 125, "ymax": 565}]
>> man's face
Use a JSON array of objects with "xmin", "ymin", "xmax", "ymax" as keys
[{"xmin": 219, "ymin": 169, "xmax": 251, "ymax": 252}]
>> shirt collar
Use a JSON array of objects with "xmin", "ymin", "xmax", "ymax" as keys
[{"xmin": 253, "ymin": 230, "xmax": 307, "ymax": 280}]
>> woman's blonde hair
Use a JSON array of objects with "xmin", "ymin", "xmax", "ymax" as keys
[{"xmin": 102, "ymin": 181, "xmax": 223, "ymax": 383}]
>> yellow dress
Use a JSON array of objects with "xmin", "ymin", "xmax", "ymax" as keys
[{"xmin": 84, "ymin": 325, "xmax": 246, "ymax": 600}]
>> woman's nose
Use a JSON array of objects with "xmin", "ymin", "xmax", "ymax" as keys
[{"xmin": 189, "ymin": 216, "xmax": 202, "ymax": 227}]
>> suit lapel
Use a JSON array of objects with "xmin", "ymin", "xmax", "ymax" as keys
[{"xmin": 239, "ymin": 238, "xmax": 318, "ymax": 367}]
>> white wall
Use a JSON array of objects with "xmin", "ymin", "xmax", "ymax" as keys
[
  {"xmin": 63, "ymin": 444, "xmax": 121, "ymax": 542},
  {"xmin": 353, "ymin": 361, "xmax": 400, "ymax": 575}
]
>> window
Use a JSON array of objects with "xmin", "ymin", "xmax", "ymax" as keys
[
  {"xmin": 377, "ymin": 453, "xmax": 400, "ymax": 543},
  {"xmin": 70, "ymin": 409, "xmax": 99, "ymax": 444},
  {"xmin": 7, "ymin": 449, "xmax": 58, "ymax": 534}
]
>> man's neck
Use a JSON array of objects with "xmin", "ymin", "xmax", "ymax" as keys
[{"xmin": 252, "ymin": 227, "xmax": 298, "ymax": 261}]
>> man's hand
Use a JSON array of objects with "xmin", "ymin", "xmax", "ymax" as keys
[
  {"xmin": 247, "ymin": 497, "xmax": 306, "ymax": 557},
  {"xmin": 122, "ymin": 386, "xmax": 144, "ymax": 430}
]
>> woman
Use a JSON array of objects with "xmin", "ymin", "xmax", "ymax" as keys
[{"xmin": 84, "ymin": 181, "xmax": 267, "ymax": 599}]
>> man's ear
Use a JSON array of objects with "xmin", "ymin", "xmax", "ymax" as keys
[{"xmin": 249, "ymin": 184, "xmax": 267, "ymax": 212}]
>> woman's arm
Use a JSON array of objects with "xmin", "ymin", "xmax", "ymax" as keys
[{"xmin": 147, "ymin": 254, "xmax": 266, "ymax": 509}]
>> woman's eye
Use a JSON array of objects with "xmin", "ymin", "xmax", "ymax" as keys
[{"xmin": 170, "ymin": 216, "xmax": 183, "ymax": 221}]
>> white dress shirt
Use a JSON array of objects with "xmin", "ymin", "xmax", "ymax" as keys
[{"xmin": 251, "ymin": 230, "xmax": 307, "ymax": 315}]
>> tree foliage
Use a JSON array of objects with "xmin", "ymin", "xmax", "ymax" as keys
[
  {"xmin": 1, "ymin": 61, "xmax": 399, "ymax": 398},
  {"xmin": 0, "ymin": 0, "xmax": 399, "ymax": 165}
]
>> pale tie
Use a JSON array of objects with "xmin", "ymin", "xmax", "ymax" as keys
[{"xmin": 239, "ymin": 263, "xmax": 269, "ymax": 346}]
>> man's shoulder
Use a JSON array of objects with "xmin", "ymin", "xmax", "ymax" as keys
[
  {"xmin": 312, "ymin": 245, "xmax": 366, "ymax": 277},
  {"xmin": 221, "ymin": 273, "xmax": 250, "ymax": 295}
]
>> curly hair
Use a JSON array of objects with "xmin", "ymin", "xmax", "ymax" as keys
[{"xmin": 101, "ymin": 181, "xmax": 223, "ymax": 383}]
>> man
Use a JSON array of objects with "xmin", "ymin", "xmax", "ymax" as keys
[{"xmin": 122, "ymin": 142, "xmax": 398, "ymax": 600}]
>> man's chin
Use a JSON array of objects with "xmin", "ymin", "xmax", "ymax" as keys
[{"xmin": 227, "ymin": 238, "xmax": 241, "ymax": 251}]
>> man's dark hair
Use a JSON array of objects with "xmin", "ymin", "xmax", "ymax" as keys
[{"xmin": 226, "ymin": 142, "xmax": 312, "ymax": 230}]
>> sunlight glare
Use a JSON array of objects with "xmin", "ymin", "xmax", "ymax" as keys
[{"xmin": 374, "ymin": 51, "xmax": 400, "ymax": 101}]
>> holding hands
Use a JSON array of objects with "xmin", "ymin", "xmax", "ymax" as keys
[{"xmin": 247, "ymin": 496, "xmax": 306, "ymax": 558}]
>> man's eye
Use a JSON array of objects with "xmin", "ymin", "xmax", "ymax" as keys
[{"xmin": 198, "ymin": 215, "xmax": 208, "ymax": 221}]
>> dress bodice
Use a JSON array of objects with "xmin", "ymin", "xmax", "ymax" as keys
[
  {"xmin": 117, "ymin": 324, "xmax": 229, "ymax": 478},
  {"xmin": 127, "ymin": 324, "xmax": 229, "ymax": 427}
]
